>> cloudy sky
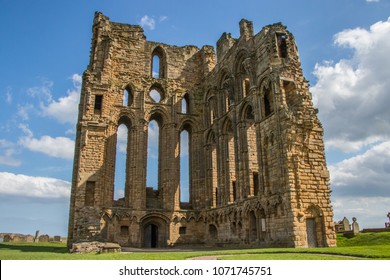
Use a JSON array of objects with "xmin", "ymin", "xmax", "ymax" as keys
[{"xmin": 1, "ymin": 0, "xmax": 389, "ymax": 236}]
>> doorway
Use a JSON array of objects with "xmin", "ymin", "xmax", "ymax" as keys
[
  {"xmin": 144, "ymin": 224, "xmax": 159, "ymax": 248},
  {"xmin": 306, "ymin": 218, "xmax": 317, "ymax": 247}
]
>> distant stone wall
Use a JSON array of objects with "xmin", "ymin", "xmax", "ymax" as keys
[{"xmin": 0, "ymin": 233, "xmax": 66, "ymax": 243}]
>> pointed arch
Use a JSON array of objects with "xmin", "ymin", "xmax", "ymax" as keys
[
  {"xmin": 219, "ymin": 70, "xmax": 233, "ymax": 114},
  {"xmin": 151, "ymin": 46, "xmax": 167, "ymax": 78},
  {"xmin": 240, "ymin": 103, "xmax": 259, "ymax": 197},
  {"xmin": 259, "ymin": 78, "xmax": 274, "ymax": 118},
  {"xmin": 205, "ymin": 129, "xmax": 218, "ymax": 208},
  {"xmin": 123, "ymin": 84, "xmax": 134, "ymax": 107},
  {"xmin": 234, "ymin": 50, "xmax": 250, "ymax": 100},
  {"xmin": 181, "ymin": 93, "xmax": 190, "ymax": 114},
  {"xmin": 222, "ymin": 117, "xmax": 237, "ymax": 204},
  {"xmin": 179, "ymin": 121, "xmax": 192, "ymax": 207}
]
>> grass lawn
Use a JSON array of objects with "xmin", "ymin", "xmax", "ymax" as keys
[{"xmin": 1, "ymin": 232, "xmax": 390, "ymax": 260}]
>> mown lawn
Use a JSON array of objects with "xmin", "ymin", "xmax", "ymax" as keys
[{"xmin": 1, "ymin": 232, "xmax": 390, "ymax": 260}]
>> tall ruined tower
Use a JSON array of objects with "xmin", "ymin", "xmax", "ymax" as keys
[{"xmin": 68, "ymin": 12, "xmax": 336, "ymax": 248}]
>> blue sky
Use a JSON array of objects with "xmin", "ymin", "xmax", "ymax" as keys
[{"xmin": 1, "ymin": 0, "xmax": 390, "ymax": 236}]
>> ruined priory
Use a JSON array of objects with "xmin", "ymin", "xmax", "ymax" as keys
[{"xmin": 68, "ymin": 12, "xmax": 336, "ymax": 249}]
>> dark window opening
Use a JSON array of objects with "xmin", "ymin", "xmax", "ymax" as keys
[
  {"xmin": 215, "ymin": 187, "xmax": 219, "ymax": 206},
  {"xmin": 85, "ymin": 181, "xmax": 95, "ymax": 207},
  {"xmin": 120, "ymin": 226, "xmax": 129, "ymax": 235},
  {"xmin": 244, "ymin": 78, "xmax": 250, "ymax": 97},
  {"xmin": 277, "ymin": 34, "xmax": 288, "ymax": 59},
  {"xmin": 232, "ymin": 181, "xmax": 237, "ymax": 202},
  {"xmin": 179, "ymin": 227, "xmax": 186, "ymax": 235},
  {"xmin": 94, "ymin": 95, "xmax": 103, "ymax": 114},
  {"xmin": 124, "ymin": 87, "xmax": 133, "ymax": 107},
  {"xmin": 246, "ymin": 106, "xmax": 254, "ymax": 120},
  {"xmin": 253, "ymin": 172, "xmax": 259, "ymax": 196},
  {"xmin": 264, "ymin": 92, "xmax": 272, "ymax": 117}
]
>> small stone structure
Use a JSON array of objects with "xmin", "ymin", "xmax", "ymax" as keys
[
  {"xmin": 68, "ymin": 12, "xmax": 336, "ymax": 249},
  {"xmin": 71, "ymin": 242, "xmax": 121, "ymax": 254},
  {"xmin": 334, "ymin": 217, "xmax": 350, "ymax": 233},
  {"xmin": 38, "ymin": 234, "xmax": 50, "ymax": 243}
]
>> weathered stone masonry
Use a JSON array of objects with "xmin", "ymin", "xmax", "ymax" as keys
[{"xmin": 68, "ymin": 12, "xmax": 336, "ymax": 248}]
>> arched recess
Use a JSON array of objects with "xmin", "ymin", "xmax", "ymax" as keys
[
  {"xmin": 234, "ymin": 50, "xmax": 250, "ymax": 100},
  {"xmin": 222, "ymin": 118, "xmax": 237, "ymax": 204},
  {"xmin": 179, "ymin": 122, "xmax": 192, "ymax": 208},
  {"xmin": 151, "ymin": 46, "xmax": 167, "ymax": 78},
  {"xmin": 123, "ymin": 84, "xmax": 134, "ymax": 107},
  {"xmin": 305, "ymin": 205, "xmax": 325, "ymax": 247},
  {"xmin": 146, "ymin": 112, "xmax": 164, "ymax": 209},
  {"xmin": 259, "ymin": 79, "xmax": 274, "ymax": 118},
  {"xmin": 113, "ymin": 115, "xmax": 132, "ymax": 207},
  {"xmin": 241, "ymin": 104, "xmax": 260, "ymax": 197},
  {"xmin": 206, "ymin": 130, "xmax": 218, "ymax": 208},
  {"xmin": 206, "ymin": 95, "xmax": 217, "ymax": 126},
  {"xmin": 140, "ymin": 214, "xmax": 170, "ymax": 248},
  {"xmin": 219, "ymin": 70, "xmax": 233, "ymax": 114},
  {"xmin": 181, "ymin": 93, "xmax": 190, "ymax": 114},
  {"xmin": 248, "ymin": 210, "xmax": 258, "ymax": 242},
  {"xmin": 208, "ymin": 224, "xmax": 218, "ymax": 240}
]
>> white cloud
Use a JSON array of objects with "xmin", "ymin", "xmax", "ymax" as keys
[
  {"xmin": 0, "ymin": 139, "xmax": 21, "ymax": 167},
  {"xmin": 5, "ymin": 86, "xmax": 12, "ymax": 104},
  {"xmin": 41, "ymin": 74, "xmax": 81, "ymax": 125},
  {"xmin": 366, "ymin": 0, "xmax": 380, "ymax": 2},
  {"xmin": 27, "ymin": 79, "xmax": 53, "ymax": 101},
  {"xmin": 329, "ymin": 141, "xmax": 390, "ymax": 228},
  {"xmin": 140, "ymin": 15, "xmax": 156, "ymax": 30},
  {"xmin": 17, "ymin": 104, "xmax": 33, "ymax": 121},
  {"xmin": 329, "ymin": 141, "xmax": 390, "ymax": 198},
  {"xmin": 311, "ymin": 17, "xmax": 390, "ymax": 152},
  {"xmin": 0, "ymin": 172, "xmax": 70, "ymax": 199},
  {"xmin": 19, "ymin": 135, "xmax": 74, "ymax": 160},
  {"xmin": 332, "ymin": 196, "xmax": 390, "ymax": 229},
  {"xmin": 159, "ymin": 16, "xmax": 168, "ymax": 22},
  {"xmin": 18, "ymin": 124, "xmax": 75, "ymax": 160}
]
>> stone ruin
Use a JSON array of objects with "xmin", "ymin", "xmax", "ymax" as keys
[
  {"xmin": 335, "ymin": 217, "xmax": 360, "ymax": 237},
  {"xmin": 0, "ymin": 232, "xmax": 64, "ymax": 243},
  {"xmin": 67, "ymin": 12, "xmax": 336, "ymax": 249}
]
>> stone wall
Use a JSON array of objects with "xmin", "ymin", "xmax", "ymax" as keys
[{"xmin": 68, "ymin": 12, "xmax": 336, "ymax": 249}]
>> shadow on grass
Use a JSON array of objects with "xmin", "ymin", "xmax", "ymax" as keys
[{"xmin": 0, "ymin": 243, "xmax": 68, "ymax": 254}]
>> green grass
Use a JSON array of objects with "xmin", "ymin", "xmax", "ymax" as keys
[{"xmin": 1, "ymin": 232, "xmax": 390, "ymax": 260}]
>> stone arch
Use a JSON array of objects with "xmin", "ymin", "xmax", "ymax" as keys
[
  {"xmin": 123, "ymin": 83, "xmax": 135, "ymax": 107},
  {"xmin": 304, "ymin": 204, "xmax": 325, "ymax": 247},
  {"xmin": 208, "ymin": 224, "xmax": 218, "ymax": 240},
  {"xmin": 239, "ymin": 102, "xmax": 258, "ymax": 198},
  {"xmin": 145, "ymin": 111, "xmax": 167, "ymax": 209},
  {"xmin": 219, "ymin": 70, "xmax": 234, "ymax": 113},
  {"xmin": 140, "ymin": 213, "xmax": 170, "ymax": 248},
  {"xmin": 205, "ymin": 129, "xmax": 218, "ymax": 208},
  {"xmin": 233, "ymin": 49, "xmax": 250, "ymax": 100},
  {"xmin": 248, "ymin": 210, "xmax": 258, "ymax": 242},
  {"xmin": 151, "ymin": 45, "xmax": 167, "ymax": 78},
  {"xmin": 144, "ymin": 105, "xmax": 170, "ymax": 125},
  {"xmin": 259, "ymin": 77, "xmax": 274, "ymax": 118},
  {"xmin": 178, "ymin": 121, "xmax": 193, "ymax": 207},
  {"xmin": 221, "ymin": 117, "xmax": 237, "ymax": 204},
  {"xmin": 206, "ymin": 94, "xmax": 217, "ymax": 126},
  {"xmin": 181, "ymin": 92, "xmax": 191, "ymax": 114}
]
